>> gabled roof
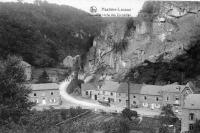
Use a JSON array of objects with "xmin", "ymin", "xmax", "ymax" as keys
[
  {"xmin": 100, "ymin": 80, "xmax": 120, "ymax": 92},
  {"xmin": 184, "ymin": 94, "xmax": 200, "ymax": 109},
  {"xmin": 162, "ymin": 84, "xmax": 185, "ymax": 93},
  {"xmin": 140, "ymin": 85, "xmax": 163, "ymax": 96},
  {"xmin": 117, "ymin": 82, "xmax": 143, "ymax": 94},
  {"xmin": 81, "ymin": 83, "xmax": 97, "ymax": 91},
  {"xmin": 28, "ymin": 83, "xmax": 59, "ymax": 91},
  {"xmin": 186, "ymin": 81, "xmax": 200, "ymax": 94}
]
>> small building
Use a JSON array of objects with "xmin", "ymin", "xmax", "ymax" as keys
[
  {"xmin": 99, "ymin": 80, "xmax": 120, "ymax": 104},
  {"xmin": 181, "ymin": 94, "xmax": 200, "ymax": 133},
  {"xmin": 140, "ymin": 85, "xmax": 163, "ymax": 110},
  {"xmin": 81, "ymin": 83, "xmax": 99, "ymax": 101},
  {"xmin": 28, "ymin": 83, "xmax": 61, "ymax": 106},
  {"xmin": 20, "ymin": 61, "xmax": 31, "ymax": 81}
]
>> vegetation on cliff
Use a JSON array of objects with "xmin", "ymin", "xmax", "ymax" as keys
[
  {"xmin": 126, "ymin": 1, "xmax": 200, "ymax": 85},
  {"xmin": 0, "ymin": 2, "xmax": 105, "ymax": 67}
]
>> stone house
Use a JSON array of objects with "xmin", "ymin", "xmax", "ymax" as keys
[
  {"xmin": 181, "ymin": 94, "xmax": 200, "ymax": 133},
  {"xmin": 20, "ymin": 61, "xmax": 31, "ymax": 81},
  {"xmin": 28, "ymin": 83, "xmax": 61, "ymax": 106},
  {"xmin": 140, "ymin": 85, "xmax": 163, "ymax": 110},
  {"xmin": 98, "ymin": 80, "xmax": 120, "ymax": 105},
  {"xmin": 81, "ymin": 83, "xmax": 99, "ymax": 101},
  {"xmin": 116, "ymin": 83, "xmax": 143, "ymax": 108},
  {"xmin": 161, "ymin": 84, "xmax": 185, "ymax": 113}
]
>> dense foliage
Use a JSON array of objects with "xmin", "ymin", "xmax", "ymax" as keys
[
  {"xmin": 0, "ymin": 2, "xmax": 105, "ymax": 67},
  {"xmin": 122, "ymin": 108, "xmax": 138, "ymax": 121},
  {"xmin": 127, "ymin": 42, "xmax": 200, "ymax": 85},
  {"xmin": 0, "ymin": 107, "xmax": 90, "ymax": 133},
  {"xmin": 0, "ymin": 56, "xmax": 33, "ymax": 125}
]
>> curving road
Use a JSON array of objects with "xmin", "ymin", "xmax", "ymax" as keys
[{"xmin": 59, "ymin": 75, "xmax": 106, "ymax": 110}]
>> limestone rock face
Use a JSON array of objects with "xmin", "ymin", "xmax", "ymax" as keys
[{"xmin": 84, "ymin": 1, "xmax": 200, "ymax": 80}]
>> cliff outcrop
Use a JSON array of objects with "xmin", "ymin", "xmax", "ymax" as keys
[{"xmin": 84, "ymin": 1, "xmax": 200, "ymax": 84}]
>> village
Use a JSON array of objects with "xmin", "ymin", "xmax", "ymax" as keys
[{"xmin": 21, "ymin": 59, "xmax": 200, "ymax": 133}]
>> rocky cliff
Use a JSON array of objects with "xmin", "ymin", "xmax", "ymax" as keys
[{"xmin": 84, "ymin": 1, "xmax": 200, "ymax": 85}]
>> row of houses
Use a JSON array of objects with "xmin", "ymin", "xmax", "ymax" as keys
[{"xmin": 81, "ymin": 80, "xmax": 200, "ymax": 133}]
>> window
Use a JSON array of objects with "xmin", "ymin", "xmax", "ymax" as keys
[
  {"xmin": 175, "ymin": 97, "xmax": 179, "ymax": 100},
  {"xmin": 34, "ymin": 93, "xmax": 37, "ymax": 96},
  {"xmin": 189, "ymin": 113, "xmax": 194, "ymax": 120},
  {"xmin": 133, "ymin": 96, "xmax": 136, "ymax": 98},
  {"xmin": 189, "ymin": 124, "xmax": 194, "ymax": 131},
  {"xmin": 103, "ymin": 91, "xmax": 105, "ymax": 94},
  {"xmin": 110, "ymin": 92, "xmax": 113, "ymax": 96},
  {"xmin": 156, "ymin": 97, "xmax": 159, "ymax": 101},
  {"xmin": 118, "ymin": 93, "xmax": 121, "ymax": 96},
  {"xmin": 144, "ymin": 96, "xmax": 147, "ymax": 100},
  {"xmin": 103, "ymin": 97, "xmax": 105, "ymax": 100},
  {"xmin": 86, "ymin": 91, "xmax": 88, "ymax": 95},
  {"xmin": 167, "ymin": 96, "xmax": 169, "ymax": 101},
  {"xmin": 51, "ymin": 92, "xmax": 54, "ymax": 95},
  {"xmin": 119, "ymin": 99, "xmax": 121, "ymax": 102}
]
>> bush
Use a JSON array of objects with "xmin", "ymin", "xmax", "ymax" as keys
[{"xmin": 122, "ymin": 108, "xmax": 138, "ymax": 121}]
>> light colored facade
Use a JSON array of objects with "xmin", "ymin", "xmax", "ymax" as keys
[
  {"xmin": 140, "ymin": 85, "xmax": 163, "ymax": 110},
  {"xmin": 181, "ymin": 94, "xmax": 200, "ymax": 133},
  {"xmin": 21, "ymin": 61, "xmax": 31, "ymax": 81},
  {"xmin": 99, "ymin": 80, "xmax": 120, "ymax": 104},
  {"xmin": 116, "ymin": 83, "xmax": 143, "ymax": 108},
  {"xmin": 162, "ymin": 84, "xmax": 185, "ymax": 114},
  {"xmin": 28, "ymin": 83, "xmax": 61, "ymax": 106},
  {"xmin": 81, "ymin": 83, "xmax": 99, "ymax": 101}
]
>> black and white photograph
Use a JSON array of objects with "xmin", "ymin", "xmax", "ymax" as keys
[{"xmin": 0, "ymin": 0, "xmax": 200, "ymax": 133}]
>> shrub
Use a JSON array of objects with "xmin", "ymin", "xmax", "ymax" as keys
[{"xmin": 122, "ymin": 108, "xmax": 138, "ymax": 121}]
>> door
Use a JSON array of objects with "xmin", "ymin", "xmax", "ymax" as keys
[
  {"xmin": 94, "ymin": 95, "xmax": 97, "ymax": 100},
  {"xmin": 42, "ymin": 98, "xmax": 46, "ymax": 105}
]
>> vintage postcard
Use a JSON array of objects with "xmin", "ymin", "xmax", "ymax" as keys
[{"xmin": 0, "ymin": 0, "xmax": 200, "ymax": 133}]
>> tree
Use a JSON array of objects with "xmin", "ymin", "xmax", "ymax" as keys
[
  {"xmin": 38, "ymin": 70, "xmax": 50, "ymax": 83},
  {"xmin": 159, "ymin": 126, "xmax": 169, "ymax": 133},
  {"xmin": 160, "ymin": 104, "xmax": 178, "ymax": 125},
  {"xmin": 159, "ymin": 104, "xmax": 178, "ymax": 133},
  {"xmin": 122, "ymin": 108, "xmax": 138, "ymax": 121},
  {"xmin": 0, "ymin": 56, "xmax": 33, "ymax": 124}
]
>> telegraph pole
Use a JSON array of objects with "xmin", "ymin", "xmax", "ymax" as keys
[{"xmin": 127, "ymin": 78, "xmax": 130, "ymax": 109}]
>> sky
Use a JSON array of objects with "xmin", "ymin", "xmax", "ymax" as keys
[{"xmin": 0, "ymin": 0, "xmax": 146, "ymax": 17}]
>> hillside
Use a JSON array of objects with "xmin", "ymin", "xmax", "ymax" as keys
[
  {"xmin": 84, "ymin": 1, "xmax": 200, "ymax": 85},
  {"xmin": 0, "ymin": 2, "xmax": 106, "ymax": 67}
]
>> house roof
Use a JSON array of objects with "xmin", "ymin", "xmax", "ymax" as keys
[
  {"xmin": 100, "ymin": 80, "xmax": 120, "ymax": 92},
  {"xmin": 184, "ymin": 94, "xmax": 200, "ymax": 109},
  {"xmin": 186, "ymin": 81, "xmax": 200, "ymax": 94},
  {"xmin": 81, "ymin": 83, "xmax": 97, "ymax": 91},
  {"xmin": 140, "ymin": 85, "xmax": 163, "ymax": 96},
  {"xmin": 20, "ymin": 61, "xmax": 31, "ymax": 67},
  {"xmin": 162, "ymin": 84, "xmax": 185, "ymax": 93},
  {"xmin": 29, "ymin": 83, "xmax": 59, "ymax": 91},
  {"xmin": 117, "ymin": 82, "xmax": 143, "ymax": 94}
]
